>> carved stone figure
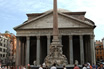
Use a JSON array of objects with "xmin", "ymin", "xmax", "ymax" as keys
[
  {"xmin": 33, "ymin": 60, "xmax": 36, "ymax": 66},
  {"xmin": 75, "ymin": 60, "xmax": 78, "ymax": 65}
]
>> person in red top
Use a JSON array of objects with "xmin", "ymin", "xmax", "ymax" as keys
[{"xmin": 73, "ymin": 64, "xmax": 80, "ymax": 69}]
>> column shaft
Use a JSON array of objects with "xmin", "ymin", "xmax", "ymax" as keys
[
  {"xmin": 22, "ymin": 42, "xmax": 24, "ymax": 65},
  {"xmin": 90, "ymin": 35, "xmax": 95, "ymax": 64},
  {"xmin": 19, "ymin": 40, "xmax": 21, "ymax": 65},
  {"xmin": 16, "ymin": 37, "xmax": 19, "ymax": 66},
  {"xmin": 80, "ymin": 35, "xmax": 84, "ymax": 64},
  {"xmin": 47, "ymin": 36, "xmax": 50, "ymax": 55},
  {"xmin": 26, "ymin": 36, "xmax": 30, "ymax": 66},
  {"xmin": 69, "ymin": 35, "xmax": 73, "ymax": 64},
  {"xmin": 36, "ymin": 36, "xmax": 40, "ymax": 65}
]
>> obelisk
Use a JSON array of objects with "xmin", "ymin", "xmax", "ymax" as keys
[
  {"xmin": 44, "ymin": 0, "xmax": 68, "ymax": 66},
  {"xmin": 53, "ymin": 0, "xmax": 59, "ymax": 41}
]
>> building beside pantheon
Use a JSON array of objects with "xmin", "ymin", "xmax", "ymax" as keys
[{"xmin": 14, "ymin": 9, "xmax": 96, "ymax": 66}]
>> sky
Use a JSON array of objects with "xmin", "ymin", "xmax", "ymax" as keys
[{"xmin": 0, "ymin": 0, "xmax": 104, "ymax": 40}]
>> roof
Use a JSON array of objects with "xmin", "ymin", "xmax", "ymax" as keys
[{"xmin": 14, "ymin": 9, "xmax": 96, "ymax": 30}]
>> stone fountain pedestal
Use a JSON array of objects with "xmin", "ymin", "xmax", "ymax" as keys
[{"xmin": 44, "ymin": 39, "xmax": 68, "ymax": 66}]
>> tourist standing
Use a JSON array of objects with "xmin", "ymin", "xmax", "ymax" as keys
[
  {"xmin": 23, "ymin": 66, "xmax": 26, "ymax": 69},
  {"xmin": 73, "ymin": 64, "xmax": 80, "ymax": 69},
  {"xmin": 63, "ymin": 65, "xmax": 66, "ymax": 69},
  {"xmin": 97, "ymin": 65, "xmax": 100, "ymax": 69},
  {"xmin": 4, "ymin": 66, "xmax": 7, "ymax": 69},
  {"xmin": 51, "ymin": 63, "xmax": 57, "ymax": 69},
  {"xmin": 39, "ymin": 65, "xmax": 43, "ymax": 69},
  {"xmin": 99, "ymin": 64, "xmax": 104, "ymax": 69},
  {"xmin": 87, "ymin": 63, "xmax": 90, "ymax": 69},
  {"xmin": 28, "ymin": 64, "xmax": 30, "ymax": 69},
  {"xmin": 0, "ymin": 64, "xmax": 1, "ymax": 69},
  {"xmin": 45, "ymin": 65, "xmax": 49, "ymax": 69},
  {"xmin": 2, "ymin": 66, "xmax": 4, "ymax": 69},
  {"xmin": 82, "ymin": 64, "xmax": 87, "ymax": 69},
  {"xmin": 92, "ymin": 63, "xmax": 96, "ymax": 69},
  {"xmin": 0, "ymin": 64, "xmax": 2, "ymax": 69}
]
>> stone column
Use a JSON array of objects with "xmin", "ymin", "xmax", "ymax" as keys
[
  {"xmin": 69, "ymin": 35, "xmax": 73, "ymax": 64},
  {"xmin": 36, "ymin": 36, "xmax": 40, "ymax": 65},
  {"xmin": 19, "ymin": 39, "xmax": 21, "ymax": 65},
  {"xmin": 80, "ymin": 35, "xmax": 84, "ymax": 64},
  {"xmin": 90, "ymin": 35, "xmax": 96, "ymax": 64},
  {"xmin": 26, "ymin": 36, "xmax": 30, "ymax": 66},
  {"xmin": 59, "ymin": 35, "xmax": 62, "ymax": 44},
  {"xmin": 47, "ymin": 35, "xmax": 51, "ymax": 55},
  {"xmin": 22, "ymin": 42, "xmax": 24, "ymax": 65},
  {"xmin": 16, "ymin": 37, "xmax": 19, "ymax": 66}
]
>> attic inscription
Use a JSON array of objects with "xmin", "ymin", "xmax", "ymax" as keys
[{"xmin": 18, "ymin": 29, "xmax": 92, "ymax": 35}]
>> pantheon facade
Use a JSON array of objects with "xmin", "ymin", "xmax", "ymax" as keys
[{"xmin": 14, "ymin": 9, "xmax": 96, "ymax": 66}]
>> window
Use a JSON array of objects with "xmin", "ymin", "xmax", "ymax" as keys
[
  {"xmin": 5, "ymin": 54, "xmax": 7, "ymax": 57},
  {"xmin": 9, "ymin": 53, "xmax": 10, "ymax": 56},
  {"xmin": 0, "ymin": 54, "xmax": 2, "ymax": 57},
  {"xmin": 100, "ymin": 51, "xmax": 102, "ymax": 54},
  {"xmin": 97, "ymin": 56, "xmax": 99, "ymax": 59},
  {"xmin": 0, "ymin": 43, "xmax": 2, "ymax": 46},
  {"xmin": 97, "ymin": 49, "xmax": 98, "ymax": 51},
  {"xmin": 100, "ymin": 56, "xmax": 102, "ymax": 59},
  {"xmin": 3, "ymin": 49, "xmax": 5, "ymax": 52},
  {"xmin": 0, "ymin": 48, "xmax": 2, "ymax": 51},
  {"xmin": 4, "ymin": 44, "xmax": 5, "ymax": 47},
  {"xmin": 97, "ymin": 52, "xmax": 98, "ymax": 54},
  {"xmin": 3, "ymin": 54, "xmax": 5, "ymax": 57}
]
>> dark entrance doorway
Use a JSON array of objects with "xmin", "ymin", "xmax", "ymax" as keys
[
  {"xmin": 40, "ymin": 36, "xmax": 47, "ymax": 64},
  {"xmin": 62, "ymin": 36, "xmax": 69, "ymax": 63},
  {"xmin": 73, "ymin": 36, "xmax": 80, "ymax": 64},
  {"xmin": 30, "ymin": 37, "xmax": 36, "ymax": 65}
]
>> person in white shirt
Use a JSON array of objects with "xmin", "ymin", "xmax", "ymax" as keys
[
  {"xmin": 23, "ymin": 66, "xmax": 26, "ymax": 69},
  {"xmin": 39, "ymin": 65, "xmax": 43, "ymax": 69},
  {"xmin": 51, "ymin": 63, "xmax": 57, "ymax": 69},
  {"xmin": 82, "ymin": 64, "xmax": 87, "ymax": 69}
]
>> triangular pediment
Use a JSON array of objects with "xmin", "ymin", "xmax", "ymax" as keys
[{"xmin": 14, "ymin": 12, "xmax": 94, "ymax": 30}]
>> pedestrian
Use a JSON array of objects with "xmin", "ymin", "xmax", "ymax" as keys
[
  {"xmin": 63, "ymin": 65, "xmax": 66, "ymax": 69},
  {"xmin": 39, "ymin": 65, "xmax": 43, "ymax": 69},
  {"xmin": 23, "ymin": 66, "xmax": 26, "ymax": 69},
  {"xmin": 2, "ymin": 66, "xmax": 4, "ymax": 69},
  {"xmin": 97, "ymin": 65, "xmax": 100, "ymax": 69},
  {"xmin": 82, "ymin": 64, "xmax": 87, "ymax": 69},
  {"xmin": 28, "ymin": 64, "xmax": 30, "ymax": 69},
  {"xmin": 50, "ymin": 63, "xmax": 57, "ymax": 69},
  {"xmin": 92, "ymin": 63, "xmax": 96, "ymax": 69},
  {"xmin": 0, "ymin": 64, "xmax": 1, "ymax": 69},
  {"xmin": 73, "ymin": 64, "xmax": 80, "ymax": 69},
  {"xmin": 90, "ymin": 64, "xmax": 92, "ymax": 69},
  {"xmin": 87, "ymin": 63, "xmax": 90, "ymax": 69},
  {"xmin": 45, "ymin": 65, "xmax": 49, "ymax": 69},
  {"xmin": 99, "ymin": 63, "xmax": 104, "ymax": 69}
]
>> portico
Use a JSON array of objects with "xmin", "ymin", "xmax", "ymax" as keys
[
  {"xmin": 14, "ymin": 9, "xmax": 96, "ymax": 66},
  {"xmin": 15, "ymin": 29, "xmax": 95, "ymax": 65}
]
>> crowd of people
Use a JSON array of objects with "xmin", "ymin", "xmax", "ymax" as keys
[
  {"xmin": 0, "ymin": 63, "xmax": 26, "ymax": 69},
  {"xmin": 0, "ymin": 63, "xmax": 104, "ymax": 69},
  {"xmin": 38, "ymin": 63, "xmax": 104, "ymax": 69},
  {"xmin": 74, "ymin": 63, "xmax": 104, "ymax": 69}
]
